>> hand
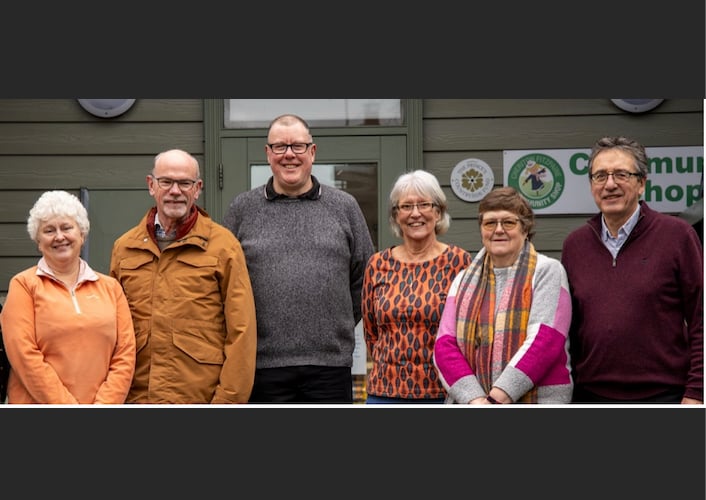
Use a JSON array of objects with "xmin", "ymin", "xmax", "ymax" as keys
[
  {"xmin": 487, "ymin": 388, "xmax": 511, "ymax": 404},
  {"xmin": 681, "ymin": 397, "xmax": 703, "ymax": 405},
  {"xmin": 469, "ymin": 396, "xmax": 490, "ymax": 405}
]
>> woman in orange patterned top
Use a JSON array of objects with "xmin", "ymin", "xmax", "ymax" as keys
[{"xmin": 362, "ymin": 170, "xmax": 472, "ymax": 403}]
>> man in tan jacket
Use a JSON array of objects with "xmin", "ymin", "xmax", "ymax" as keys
[{"xmin": 110, "ymin": 149, "xmax": 257, "ymax": 404}]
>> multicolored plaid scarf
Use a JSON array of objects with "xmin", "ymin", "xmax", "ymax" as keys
[{"xmin": 454, "ymin": 240, "xmax": 538, "ymax": 403}]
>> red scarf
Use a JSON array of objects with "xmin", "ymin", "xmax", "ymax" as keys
[{"xmin": 145, "ymin": 205, "xmax": 199, "ymax": 245}]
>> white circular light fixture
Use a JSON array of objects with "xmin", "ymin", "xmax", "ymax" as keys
[
  {"xmin": 77, "ymin": 99, "xmax": 136, "ymax": 118},
  {"xmin": 610, "ymin": 99, "xmax": 664, "ymax": 114}
]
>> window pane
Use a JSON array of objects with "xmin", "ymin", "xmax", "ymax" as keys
[{"xmin": 225, "ymin": 99, "xmax": 403, "ymax": 128}]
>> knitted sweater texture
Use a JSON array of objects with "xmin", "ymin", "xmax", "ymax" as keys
[
  {"xmin": 223, "ymin": 183, "xmax": 374, "ymax": 369},
  {"xmin": 561, "ymin": 201, "xmax": 703, "ymax": 401},
  {"xmin": 434, "ymin": 251, "xmax": 573, "ymax": 404}
]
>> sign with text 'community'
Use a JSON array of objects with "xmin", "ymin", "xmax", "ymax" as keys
[{"xmin": 503, "ymin": 146, "xmax": 703, "ymax": 215}]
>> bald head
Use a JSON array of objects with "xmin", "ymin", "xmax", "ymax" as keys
[{"xmin": 153, "ymin": 149, "xmax": 201, "ymax": 178}]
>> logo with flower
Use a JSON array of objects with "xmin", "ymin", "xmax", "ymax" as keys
[{"xmin": 450, "ymin": 158, "xmax": 495, "ymax": 202}]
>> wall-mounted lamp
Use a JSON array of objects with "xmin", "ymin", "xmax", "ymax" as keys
[
  {"xmin": 77, "ymin": 99, "xmax": 136, "ymax": 118},
  {"xmin": 610, "ymin": 99, "xmax": 664, "ymax": 114}
]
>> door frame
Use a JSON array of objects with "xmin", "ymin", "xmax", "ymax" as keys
[{"xmin": 202, "ymin": 99, "xmax": 423, "ymax": 251}]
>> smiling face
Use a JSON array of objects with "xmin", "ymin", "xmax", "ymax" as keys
[
  {"xmin": 590, "ymin": 148, "xmax": 646, "ymax": 227},
  {"xmin": 37, "ymin": 215, "xmax": 85, "ymax": 270},
  {"xmin": 148, "ymin": 149, "xmax": 202, "ymax": 229},
  {"xmin": 476, "ymin": 186, "xmax": 535, "ymax": 267},
  {"xmin": 265, "ymin": 119, "xmax": 316, "ymax": 197},
  {"xmin": 479, "ymin": 209, "xmax": 528, "ymax": 267},
  {"xmin": 394, "ymin": 191, "xmax": 441, "ymax": 244}
]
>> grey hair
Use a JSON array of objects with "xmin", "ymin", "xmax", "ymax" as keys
[
  {"xmin": 27, "ymin": 190, "xmax": 90, "ymax": 241},
  {"xmin": 388, "ymin": 169, "xmax": 451, "ymax": 238},
  {"xmin": 588, "ymin": 136, "xmax": 649, "ymax": 178}
]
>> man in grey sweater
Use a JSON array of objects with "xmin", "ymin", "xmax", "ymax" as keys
[{"xmin": 223, "ymin": 114, "xmax": 374, "ymax": 403}]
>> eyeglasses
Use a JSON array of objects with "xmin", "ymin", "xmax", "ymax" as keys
[
  {"xmin": 153, "ymin": 177, "xmax": 199, "ymax": 191},
  {"xmin": 589, "ymin": 170, "xmax": 642, "ymax": 184},
  {"xmin": 481, "ymin": 218, "xmax": 521, "ymax": 231},
  {"xmin": 267, "ymin": 143, "xmax": 313, "ymax": 154},
  {"xmin": 395, "ymin": 202, "xmax": 437, "ymax": 213}
]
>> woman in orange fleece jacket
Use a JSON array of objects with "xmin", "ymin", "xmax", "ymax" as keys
[{"xmin": 0, "ymin": 190, "xmax": 135, "ymax": 404}]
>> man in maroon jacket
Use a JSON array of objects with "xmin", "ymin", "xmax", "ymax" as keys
[{"xmin": 561, "ymin": 136, "xmax": 703, "ymax": 404}]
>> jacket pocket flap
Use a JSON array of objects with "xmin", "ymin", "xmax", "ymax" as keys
[{"xmin": 172, "ymin": 331, "xmax": 224, "ymax": 365}]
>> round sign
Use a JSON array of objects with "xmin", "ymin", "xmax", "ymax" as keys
[{"xmin": 450, "ymin": 158, "xmax": 495, "ymax": 202}]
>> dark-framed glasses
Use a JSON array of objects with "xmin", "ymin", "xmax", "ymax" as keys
[
  {"xmin": 589, "ymin": 170, "xmax": 642, "ymax": 184},
  {"xmin": 481, "ymin": 218, "xmax": 521, "ymax": 231},
  {"xmin": 153, "ymin": 177, "xmax": 198, "ymax": 191},
  {"xmin": 267, "ymin": 142, "xmax": 313, "ymax": 154},
  {"xmin": 395, "ymin": 202, "xmax": 437, "ymax": 213}
]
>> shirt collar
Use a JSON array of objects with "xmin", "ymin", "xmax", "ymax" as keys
[
  {"xmin": 601, "ymin": 204, "xmax": 641, "ymax": 240},
  {"xmin": 264, "ymin": 175, "xmax": 322, "ymax": 200},
  {"xmin": 154, "ymin": 212, "xmax": 176, "ymax": 238}
]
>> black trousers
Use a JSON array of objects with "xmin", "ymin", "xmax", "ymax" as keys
[
  {"xmin": 572, "ymin": 385, "xmax": 684, "ymax": 404},
  {"xmin": 249, "ymin": 365, "xmax": 353, "ymax": 403}
]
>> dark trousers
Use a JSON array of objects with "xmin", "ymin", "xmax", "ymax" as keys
[
  {"xmin": 572, "ymin": 385, "xmax": 684, "ymax": 404},
  {"xmin": 249, "ymin": 365, "xmax": 353, "ymax": 403}
]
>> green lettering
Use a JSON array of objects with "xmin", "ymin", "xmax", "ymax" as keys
[
  {"xmin": 649, "ymin": 155, "xmax": 704, "ymax": 174},
  {"xmin": 675, "ymin": 156, "xmax": 703, "ymax": 174},
  {"xmin": 644, "ymin": 181, "xmax": 662, "ymax": 202},
  {"xmin": 649, "ymin": 157, "xmax": 673, "ymax": 174},
  {"xmin": 570, "ymin": 153, "xmax": 589, "ymax": 175},
  {"xmin": 665, "ymin": 185, "xmax": 683, "ymax": 202},
  {"xmin": 687, "ymin": 184, "xmax": 702, "ymax": 205}
]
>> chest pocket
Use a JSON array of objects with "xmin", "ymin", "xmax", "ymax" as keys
[
  {"xmin": 120, "ymin": 253, "xmax": 155, "ymax": 271},
  {"xmin": 171, "ymin": 254, "xmax": 220, "ymax": 295}
]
